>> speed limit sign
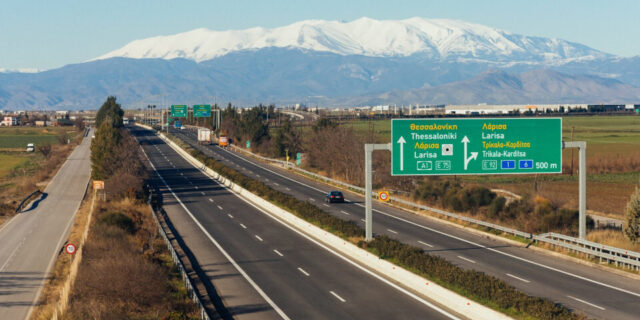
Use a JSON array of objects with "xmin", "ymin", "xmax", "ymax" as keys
[
  {"xmin": 378, "ymin": 191, "xmax": 390, "ymax": 202},
  {"xmin": 65, "ymin": 243, "xmax": 77, "ymax": 255}
]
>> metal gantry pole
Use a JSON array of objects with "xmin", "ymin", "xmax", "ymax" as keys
[
  {"xmin": 564, "ymin": 141, "xmax": 587, "ymax": 239},
  {"xmin": 364, "ymin": 143, "xmax": 392, "ymax": 241}
]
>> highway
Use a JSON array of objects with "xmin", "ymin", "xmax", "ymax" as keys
[
  {"xmin": 0, "ymin": 129, "xmax": 92, "ymax": 320},
  {"xmin": 171, "ymin": 127, "xmax": 640, "ymax": 320},
  {"xmin": 133, "ymin": 126, "xmax": 458, "ymax": 320}
]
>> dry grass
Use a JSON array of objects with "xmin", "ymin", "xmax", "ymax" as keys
[
  {"xmin": 63, "ymin": 199, "xmax": 199, "ymax": 319},
  {"xmin": 587, "ymin": 229, "xmax": 640, "ymax": 252}
]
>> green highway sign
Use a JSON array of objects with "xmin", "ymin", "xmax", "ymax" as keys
[
  {"xmin": 391, "ymin": 118, "xmax": 562, "ymax": 176},
  {"xmin": 193, "ymin": 104, "xmax": 211, "ymax": 117},
  {"xmin": 246, "ymin": 140, "xmax": 251, "ymax": 149},
  {"xmin": 171, "ymin": 105, "xmax": 187, "ymax": 118}
]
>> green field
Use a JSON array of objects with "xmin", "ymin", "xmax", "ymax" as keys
[
  {"xmin": 0, "ymin": 152, "xmax": 40, "ymax": 179},
  {"xmin": 339, "ymin": 115, "xmax": 640, "ymax": 215},
  {"xmin": 0, "ymin": 127, "xmax": 76, "ymax": 149}
]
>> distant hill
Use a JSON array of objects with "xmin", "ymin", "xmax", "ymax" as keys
[{"xmin": 1, "ymin": 17, "xmax": 639, "ymax": 109}]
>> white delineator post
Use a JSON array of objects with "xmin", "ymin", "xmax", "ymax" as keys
[
  {"xmin": 564, "ymin": 141, "xmax": 587, "ymax": 239},
  {"xmin": 365, "ymin": 143, "xmax": 392, "ymax": 241}
]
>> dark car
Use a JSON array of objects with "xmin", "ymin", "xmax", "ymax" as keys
[{"xmin": 325, "ymin": 191, "xmax": 344, "ymax": 203}]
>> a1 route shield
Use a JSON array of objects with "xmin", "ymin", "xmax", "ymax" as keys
[
  {"xmin": 391, "ymin": 118, "xmax": 562, "ymax": 176},
  {"xmin": 171, "ymin": 105, "xmax": 187, "ymax": 118},
  {"xmin": 193, "ymin": 104, "xmax": 211, "ymax": 117}
]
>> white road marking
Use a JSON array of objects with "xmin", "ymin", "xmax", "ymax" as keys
[
  {"xmin": 180, "ymin": 172, "xmax": 184, "ymax": 175},
  {"xmin": 228, "ymin": 214, "xmax": 234, "ymax": 219},
  {"xmin": 201, "ymin": 192, "xmax": 205, "ymax": 195},
  {"xmin": 323, "ymin": 204, "xmax": 330, "ymax": 207},
  {"xmin": 567, "ymin": 296, "xmax": 606, "ymax": 310},
  {"xmin": 286, "ymin": 187, "xmax": 290, "ymax": 191},
  {"xmin": 387, "ymin": 229, "xmax": 398, "ymax": 234},
  {"xmin": 240, "ymin": 223, "xmax": 247, "ymax": 229},
  {"xmin": 506, "ymin": 273, "xmax": 531, "ymax": 283},
  {"xmin": 195, "ymin": 186, "xmax": 199, "ymax": 189},
  {"xmin": 208, "ymin": 198, "xmax": 214, "ymax": 202},
  {"xmin": 360, "ymin": 219, "xmax": 366, "ymax": 222},
  {"xmin": 457, "ymin": 256, "xmax": 476, "ymax": 264},
  {"xmin": 418, "ymin": 240, "xmax": 434, "ymax": 248},
  {"xmin": 140, "ymin": 152, "xmax": 291, "ymax": 320},
  {"xmin": 309, "ymin": 198, "xmax": 316, "ymax": 201},
  {"xmin": 330, "ymin": 291, "xmax": 346, "ymax": 303},
  {"xmin": 297, "ymin": 267, "xmax": 310, "ymax": 276},
  {"xmin": 217, "ymin": 205, "xmax": 223, "ymax": 210},
  {"xmin": 340, "ymin": 210, "xmax": 350, "ymax": 216},
  {"xmin": 273, "ymin": 249, "xmax": 284, "ymax": 257},
  {"xmin": 274, "ymin": 182, "xmax": 279, "ymax": 186},
  {"xmin": 255, "ymin": 235, "xmax": 263, "ymax": 242}
]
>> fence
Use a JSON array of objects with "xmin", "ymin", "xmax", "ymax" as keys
[
  {"xmin": 147, "ymin": 192, "xmax": 211, "ymax": 320},
  {"xmin": 179, "ymin": 127, "xmax": 640, "ymax": 272}
]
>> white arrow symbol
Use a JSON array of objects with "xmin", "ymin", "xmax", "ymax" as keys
[
  {"xmin": 462, "ymin": 136, "xmax": 478, "ymax": 170},
  {"xmin": 397, "ymin": 136, "xmax": 406, "ymax": 171}
]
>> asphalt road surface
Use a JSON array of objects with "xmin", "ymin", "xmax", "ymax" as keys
[
  {"xmin": 0, "ymin": 128, "xmax": 92, "ymax": 320},
  {"xmin": 171, "ymin": 127, "xmax": 640, "ymax": 320},
  {"xmin": 133, "ymin": 126, "xmax": 458, "ymax": 320}
]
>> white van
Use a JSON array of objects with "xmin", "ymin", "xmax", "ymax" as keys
[{"xmin": 26, "ymin": 143, "xmax": 34, "ymax": 152}]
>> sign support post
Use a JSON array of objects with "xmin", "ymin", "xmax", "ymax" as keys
[
  {"xmin": 365, "ymin": 143, "xmax": 391, "ymax": 241},
  {"xmin": 564, "ymin": 141, "xmax": 587, "ymax": 239}
]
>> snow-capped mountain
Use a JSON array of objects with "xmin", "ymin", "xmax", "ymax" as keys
[{"xmin": 93, "ymin": 17, "xmax": 610, "ymax": 65}]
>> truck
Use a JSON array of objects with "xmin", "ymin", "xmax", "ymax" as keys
[
  {"xmin": 218, "ymin": 131, "xmax": 229, "ymax": 147},
  {"xmin": 197, "ymin": 128, "xmax": 212, "ymax": 144}
]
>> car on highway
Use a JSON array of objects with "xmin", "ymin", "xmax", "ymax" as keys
[{"xmin": 325, "ymin": 191, "xmax": 344, "ymax": 203}]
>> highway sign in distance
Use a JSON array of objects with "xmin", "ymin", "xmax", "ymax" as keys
[
  {"xmin": 391, "ymin": 118, "xmax": 562, "ymax": 176},
  {"xmin": 171, "ymin": 105, "xmax": 187, "ymax": 118},
  {"xmin": 193, "ymin": 104, "xmax": 211, "ymax": 117},
  {"xmin": 65, "ymin": 243, "xmax": 76, "ymax": 255},
  {"xmin": 378, "ymin": 191, "xmax": 390, "ymax": 202}
]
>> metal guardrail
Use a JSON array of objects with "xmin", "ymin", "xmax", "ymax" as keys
[
  {"xmin": 177, "ymin": 126, "xmax": 640, "ymax": 272},
  {"xmin": 534, "ymin": 233, "xmax": 640, "ymax": 271},
  {"xmin": 147, "ymin": 193, "xmax": 211, "ymax": 320}
]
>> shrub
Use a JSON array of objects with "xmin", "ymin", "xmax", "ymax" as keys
[
  {"xmin": 624, "ymin": 185, "xmax": 640, "ymax": 243},
  {"xmin": 99, "ymin": 211, "xmax": 136, "ymax": 234}
]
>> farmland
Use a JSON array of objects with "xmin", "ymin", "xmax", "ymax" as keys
[
  {"xmin": 0, "ymin": 127, "xmax": 76, "ymax": 149},
  {"xmin": 341, "ymin": 115, "xmax": 640, "ymax": 216}
]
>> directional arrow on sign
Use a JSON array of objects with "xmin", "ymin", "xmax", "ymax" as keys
[
  {"xmin": 397, "ymin": 136, "xmax": 406, "ymax": 171},
  {"xmin": 462, "ymin": 136, "xmax": 478, "ymax": 170}
]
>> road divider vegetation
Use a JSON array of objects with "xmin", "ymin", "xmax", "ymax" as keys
[{"xmin": 161, "ymin": 128, "xmax": 581, "ymax": 320}]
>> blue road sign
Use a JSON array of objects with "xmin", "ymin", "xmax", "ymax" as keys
[
  {"xmin": 501, "ymin": 160, "xmax": 515, "ymax": 169},
  {"xmin": 519, "ymin": 159, "xmax": 533, "ymax": 169}
]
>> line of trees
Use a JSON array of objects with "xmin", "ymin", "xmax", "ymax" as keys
[{"xmin": 90, "ymin": 96, "xmax": 146, "ymax": 199}]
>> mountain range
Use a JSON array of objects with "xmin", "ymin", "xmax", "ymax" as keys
[{"xmin": 1, "ymin": 17, "xmax": 639, "ymax": 110}]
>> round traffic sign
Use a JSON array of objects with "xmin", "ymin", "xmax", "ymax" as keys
[
  {"xmin": 378, "ymin": 191, "xmax": 390, "ymax": 202},
  {"xmin": 65, "ymin": 243, "xmax": 76, "ymax": 255}
]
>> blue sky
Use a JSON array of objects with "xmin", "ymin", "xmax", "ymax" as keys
[{"xmin": 1, "ymin": 0, "xmax": 638, "ymax": 70}]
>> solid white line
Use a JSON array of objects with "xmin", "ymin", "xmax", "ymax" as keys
[
  {"xmin": 418, "ymin": 240, "xmax": 434, "ymax": 248},
  {"xmin": 340, "ymin": 210, "xmax": 351, "ymax": 216},
  {"xmin": 387, "ymin": 229, "xmax": 398, "ymax": 234},
  {"xmin": 165, "ymin": 131, "xmax": 461, "ymax": 319},
  {"xmin": 217, "ymin": 205, "xmax": 223, "ymax": 210},
  {"xmin": 297, "ymin": 267, "xmax": 310, "ymax": 276},
  {"xmin": 228, "ymin": 214, "xmax": 234, "ymax": 219},
  {"xmin": 240, "ymin": 223, "xmax": 247, "ymax": 229},
  {"xmin": 139, "ymin": 144, "xmax": 290, "ymax": 320},
  {"xmin": 506, "ymin": 273, "xmax": 531, "ymax": 283},
  {"xmin": 330, "ymin": 291, "xmax": 346, "ymax": 303},
  {"xmin": 273, "ymin": 249, "xmax": 283, "ymax": 257},
  {"xmin": 567, "ymin": 296, "xmax": 606, "ymax": 310},
  {"xmin": 457, "ymin": 256, "xmax": 476, "ymax": 264},
  {"xmin": 255, "ymin": 235, "xmax": 263, "ymax": 242},
  {"xmin": 360, "ymin": 203, "xmax": 640, "ymax": 299},
  {"xmin": 216, "ymin": 144, "xmax": 640, "ymax": 299}
]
